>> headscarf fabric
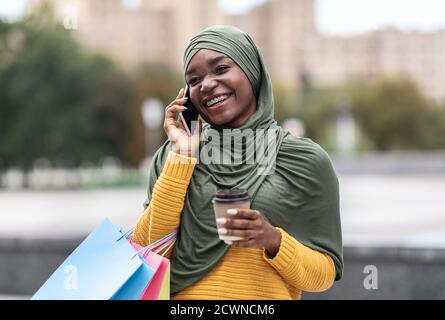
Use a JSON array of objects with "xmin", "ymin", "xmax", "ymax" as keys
[{"xmin": 144, "ymin": 25, "xmax": 343, "ymax": 295}]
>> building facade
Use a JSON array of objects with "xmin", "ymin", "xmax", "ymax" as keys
[{"xmin": 28, "ymin": 0, "xmax": 445, "ymax": 101}]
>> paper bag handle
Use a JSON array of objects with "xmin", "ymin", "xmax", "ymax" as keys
[{"xmin": 132, "ymin": 230, "xmax": 177, "ymax": 259}]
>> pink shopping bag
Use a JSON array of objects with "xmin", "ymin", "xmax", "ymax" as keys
[{"xmin": 131, "ymin": 231, "xmax": 176, "ymax": 300}]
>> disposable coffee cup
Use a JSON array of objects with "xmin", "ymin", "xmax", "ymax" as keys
[{"xmin": 212, "ymin": 188, "xmax": 251, "ymax": 241}]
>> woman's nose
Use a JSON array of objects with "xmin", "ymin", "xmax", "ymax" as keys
[{"xmin": 200, "ymin": 76, "xmax": 217, "ymax": 93}]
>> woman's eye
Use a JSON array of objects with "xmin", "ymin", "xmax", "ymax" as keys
[
  {"xmin": 216, "ymin": 65, "xmax": 229, "ymax": 74},
  {"xmin": 188, "ymin": 78, "xmax": 200, "ymax": 86}
]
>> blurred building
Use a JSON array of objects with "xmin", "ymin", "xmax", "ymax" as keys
[
  {"xmin": 28, "ymin": 0, "xmax": 445, "ymax": 101},
  {"xmin": 305, "ymin": 29, "xmax": 445, "ymax": 101},
  {"xmin": 27, "ymin": 0, "xmax": 226, "ymax": 68}
]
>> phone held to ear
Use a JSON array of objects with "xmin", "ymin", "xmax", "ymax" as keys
[{"xmin": 179, "ymin": 85, "xmax": 199, "ymax": 136}]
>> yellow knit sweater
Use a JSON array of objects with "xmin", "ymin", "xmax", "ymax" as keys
[{"xmin": 132, "ymin": 151, "xmax": 336, "ymax": 300}]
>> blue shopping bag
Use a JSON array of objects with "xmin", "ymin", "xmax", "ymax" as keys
[{"xmin": 32, "ymin": 218, "xmax": 154, "ymax": 300}]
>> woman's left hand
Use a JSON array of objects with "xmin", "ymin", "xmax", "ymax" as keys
[{"xmin": 216, "ymin": 209, "xmax": 282, "ymax": 258}]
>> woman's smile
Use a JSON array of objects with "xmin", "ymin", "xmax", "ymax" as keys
[
  {"xmin": 205, "ymin": 93, "xmax": 232, "ymax": 112},
  {"xmin": 204, "ymin": 92, "xmax": 231, "ymax": 107}
]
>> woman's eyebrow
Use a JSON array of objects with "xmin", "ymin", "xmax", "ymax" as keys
[
  {"xmin": 186, "ymin": 55, "xmax": 229, "ymax": 76},
  {"xmin": 208, "ymin": 55, "xmax": 228, "ymax": 66}
]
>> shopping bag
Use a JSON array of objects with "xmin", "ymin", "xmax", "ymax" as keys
[
  {"xmin": 142, "ymin": 253, "xmax": 171, "ymax": 300},
  {"xmin": 32, "ymin": 218, "xmax": 154, "ymax": 300},
  {"xmin": 157, "ymin": 262, "xmax": 170, "ymax": 300},
  {"xmin": 131, "ymin": 231, "xmax": 176, "ymax": 300}
]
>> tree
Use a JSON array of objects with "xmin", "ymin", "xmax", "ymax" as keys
[
  {"xmin": 351, "ymin": 76, "xmax": 430, "ymax": 151},
  {"xmin": 0, "ymin": 8, "xmax": 131, "ymax": 170},
  {"xmin": 297, "ymin": 85, "xmax": 349, "ymax": 151},
  {"xmin": 124, "ymin": 63, "xmax": 183, "ymax": 167},
  {"xmin": 297, "ymin": 76, "xmax": 440, "ymax": 152},
  {"xmin": 272, "ymin": 80, "xmax": 301, "ymax": 125},
  {"xmin": 418, "ymin": 103, "xmax": 445, "ymax": 150}
]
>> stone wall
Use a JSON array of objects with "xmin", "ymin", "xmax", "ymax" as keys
[{"xmin": 1, "ymin": 238, "xmax": 444, "ymax": 299}]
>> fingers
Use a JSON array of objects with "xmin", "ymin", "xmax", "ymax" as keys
[
  {"xmin": 218, "ymin": 227, "xmax": 254, "ymax": 239},
  {"xmin": 163, "ymin": 88, "xmax": 200, "ymax": 157},
  {"xmin": 176, "ymin": 87, "xmax": 185, "ymax": 99},
  {"xmin": 164, "ymin": 101, "xmax": 187, "ymax": 128},
  {"xmin": 217, "ymin": 209, "xmax": 264, "ymax": 248},
  {"xmin": 165, "ymin": 89, "xmax": 188, "ymax": 121},
  {"xmin": 164, "ymin": 105, "xmax": 185, "ymax": 132},
  {"xmin": 165, "ymin": 98, "xmax": 188, "ymax": 112},
  {"xmin": 216, "ymin": 210, "xmax": 262, "ymax": 239},
  {"xmin": 216, "ymin": 217, "xmax": 255, "ymax": 230},
  {"xmin": 164, "ymin": 89, "xmax": 189, "ymax": 133},
  {"xmin": 165, "ymin": 103, "xmax": 187, "ymax": 117},
  {"xmin": 225, "ymin": 208, "xmax": 260, "ymax": 220}
]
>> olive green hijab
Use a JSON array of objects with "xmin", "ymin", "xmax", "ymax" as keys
[{"xmin": 144, "ymin": 25, "xmax": 343, "ymax": 295}]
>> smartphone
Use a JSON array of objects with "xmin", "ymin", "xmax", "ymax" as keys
[{"xmin": 178, "ymin": 85, "xmax": 199, "ymax": 135}]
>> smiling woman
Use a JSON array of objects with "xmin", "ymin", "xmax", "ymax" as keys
[{"xmin": 132, "ymin": 25, "xmax": 343, "ymax": 300}]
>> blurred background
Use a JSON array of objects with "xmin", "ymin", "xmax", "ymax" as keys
[{"xmin": 1, "ymin": 0, "xmax": 445, "ymax": 299}]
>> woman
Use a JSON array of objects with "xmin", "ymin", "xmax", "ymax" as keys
[{"xmin": 132, "ymin": 25, "xmax": 343, "ymax": 300}]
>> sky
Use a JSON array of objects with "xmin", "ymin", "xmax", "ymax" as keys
[
  {"xmin": 1, "ymin": 0, "xmax": 445, "ymax": 36},
  {"xmin": 316, "ymin": 0, "xmax": 445, "ymax": 35}
]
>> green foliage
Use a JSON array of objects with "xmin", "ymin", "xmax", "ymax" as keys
[
  {"xmin": 297, "ymin": 75, "xmax": 445, "ymax": 152},
  {"xmin": 124, "ymin": 63, "xmax": 183, "ymax": 166},
  {"xmin": 0, "ymin": 9, "xmax": 131, "ymax": 169},
  {"xmin": 2, "ymin": 4, "xmax": 444, "ymax": 173},
  {"xmin": 418, "ymin": 103, "xmax": 445, "ymax": 150},
  {"xmin": 351, "ymin": 76, "xmax": 430, "ymax": 151},
  {"xmin": 297, "ymin": 85, "xmax": 350, "ymax": 150},
  {"xmin": 272, "ymin": 80, "xmax": 300, "ymax": 124}
]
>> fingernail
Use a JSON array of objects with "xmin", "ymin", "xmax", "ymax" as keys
[
  {"xmin": 227, "ymin": 209, "xmax": 237, "ymax": 215},
  {"xmin": 182, "ymin": 106, "xmax": 188, "ymax": 110},
  {"xmin": 216, "ymin": 218, "xmax": 227, "ymax": 225},
  {"xmin": 224, "ymin": 240, "xmax": 233, "ymax": 245},
  {"xmin": 218, "ymin": 228, "xmax": 227, "ymax": 235}
]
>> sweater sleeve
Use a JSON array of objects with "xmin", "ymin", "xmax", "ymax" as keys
[
  {"xmin": 132, "ymin": 151, "xmax": 196, "ymax": 258},
  {"xmin": 263, "ymin": 228, "xmax": 336, "ymax": 292}
]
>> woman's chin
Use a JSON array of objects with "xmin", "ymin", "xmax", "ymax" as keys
[{"xmin": 206, "ymin": 115, "xmax": 230, "ymax": 127}]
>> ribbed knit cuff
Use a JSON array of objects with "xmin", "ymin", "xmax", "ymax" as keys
[
  {"xmin": 263, "ymin": 228, "xmax": 300, "ymax": 274},
  {"xmin": 161, "ymin": 151, "xmax": 197, "ymax": 181}
]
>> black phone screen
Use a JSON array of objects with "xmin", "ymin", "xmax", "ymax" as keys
[{"xmin": 181, "ymin": 86, "xmax": 199, "ymax": 133}]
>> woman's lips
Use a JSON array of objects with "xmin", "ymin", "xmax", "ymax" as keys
[{"xmin": 206, "ymin": 94, "xmax": 232, "ymax": 110}]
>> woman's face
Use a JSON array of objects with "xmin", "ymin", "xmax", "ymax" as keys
[{"xmin": 185, "ymin": 49, "xmax": 256, "ymax": 128}]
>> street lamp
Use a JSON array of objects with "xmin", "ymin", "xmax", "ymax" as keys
[
  {"xmin": 283, "ymin": 118, "xmax": 305, "ymax": 137},
  {"xmin": 336, "ymin": 110, "xmax": 356, "ymax": 155},
  {"xmin": 141, "ymin": 98, "xmax": 163, "ymax": 157}
]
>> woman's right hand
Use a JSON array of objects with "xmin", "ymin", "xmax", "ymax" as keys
[{"xmin": 164, "ymin": 88, "xmax": 202, "ymax": 158}]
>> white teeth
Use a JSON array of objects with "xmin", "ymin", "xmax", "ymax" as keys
[{"xmin": 206, "ymin": 95, "xmax": 229, "ymax": 107}]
